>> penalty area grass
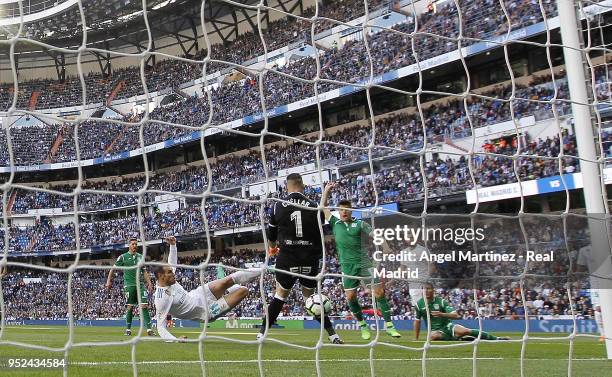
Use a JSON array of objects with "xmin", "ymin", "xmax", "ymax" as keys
[{"xmin": 0, "ymin": 326, "xmax": 608, "ymax": 376}]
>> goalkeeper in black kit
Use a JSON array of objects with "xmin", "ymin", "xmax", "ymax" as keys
[{"xmin": 258, "ymin": 173, "xmax": 343, "ymax": 344}]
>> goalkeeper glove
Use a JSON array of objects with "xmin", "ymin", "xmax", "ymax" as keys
[{"xmin": 268, "ymin": 246, "xmax": 280, "ymax": 257}]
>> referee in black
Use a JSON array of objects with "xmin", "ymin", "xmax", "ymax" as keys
[{"xmin": 258, "ymin": 173, "xmax": 343, "ymax": 344}]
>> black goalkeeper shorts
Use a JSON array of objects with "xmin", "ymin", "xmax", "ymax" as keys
[{"xmin": 274, "ymin": 251, "xmax": 321, "ymax": 290}]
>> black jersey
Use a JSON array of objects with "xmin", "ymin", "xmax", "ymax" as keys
[{"xmin": 267, "ymin": 192, "xmax": 325, "ymax": 254}]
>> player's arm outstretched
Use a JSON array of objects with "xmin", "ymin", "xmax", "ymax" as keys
[
  {"xmin": 155, "ymin": 236, "xmax": 186, "ymax": 342},
  {"xmin": 167, "ymin": 236, "xmax": 178, "ymax": 271},
  {"xmin": 323, "ymin": 182, "xmax": 392, "ymax": 253},
  {"xmin": 321, "ymin": 181, "xmax": 336, "ymax": 222},
  {"xmin": 414, "ymin": 303, "xmax": 423, "ymax": 340},
  {"xmin": 105, "ymin": 256, "xmax": 120, "ymax": 289}
]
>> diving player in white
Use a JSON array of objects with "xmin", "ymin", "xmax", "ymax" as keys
[
  {"xmin": 154, "ymin": 236, "xmax": 261, "ymax": 341},
  {"xmin": 404, "ymin": 243, "xmax": 432, "ymax": 305}
]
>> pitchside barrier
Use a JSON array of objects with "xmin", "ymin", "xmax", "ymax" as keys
[
  {"xmin": 303, "ymin": 319, "xmax": 601, "ymax": 334},
  {"xmin": 3, "ymin": 319, "xmax": 598, "ymax": 334},
  {"xmin": 2, "ymin": 319, "xmax": 200, "ymax": 328}
]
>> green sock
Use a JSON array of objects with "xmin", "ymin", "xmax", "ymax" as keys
[
  {"xmin": 141, "ymin": 307, "xmax": 152, "ymax": 329},
  {"xmin": 375, "ymin": 297, "xmax": 392, "ymax": 322},
  {"xmin": 125, "ymin": 307, "xmax": 133, "ymax": 329},
  {"xmin": 348, "ymin": 298, "xmax": 364, "ymax": 322},
  {"xmin": 469, "ymin": 329, "xmax": 497, "ymax": 340},
  {"xmin": 216, "ymin": 266, "xmax": 226, "ymax": 279}
]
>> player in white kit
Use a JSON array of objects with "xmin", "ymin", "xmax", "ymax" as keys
[
  {"xmin": 154, "ymin": 236, "xmax": 261, "ymax": 341},
  {"xmin": 402, "ymin": 243, "xmax": 432, "ymax": 305}
]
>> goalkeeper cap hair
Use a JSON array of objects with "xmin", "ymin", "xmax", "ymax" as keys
[{"xmin": 286, "ymin": 173, "xmax": 303, "ymax": 185}]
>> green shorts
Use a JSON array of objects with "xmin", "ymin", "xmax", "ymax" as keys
[
  {"xmin": 433, "ymin": 323, "xmax": 457, "ymax": 340},
  {"xmin": 124, "ymin": 285, "xmax": 148, "ymax": 306},
  {"xmin": 341, "ymin": 263, "xmax": 380, "ymax": 290}
]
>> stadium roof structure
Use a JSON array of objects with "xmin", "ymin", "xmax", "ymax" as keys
[{"xmin": 0, "ymin": 0, "xmax": 306, "ymax": 78}]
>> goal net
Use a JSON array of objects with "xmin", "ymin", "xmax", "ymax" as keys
[{"xmin": 0, "ymin": 0, "xmax": 611, "ymax": 375}]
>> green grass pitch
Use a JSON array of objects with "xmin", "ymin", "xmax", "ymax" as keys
[{"xmin": 0, "ymin": 326, "xmax": 609, "ymax": 376}]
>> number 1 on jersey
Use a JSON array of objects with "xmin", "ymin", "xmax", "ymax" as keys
[{"xmin": 290, "ymin": 211, "xmax": 303, "ymax": 237}]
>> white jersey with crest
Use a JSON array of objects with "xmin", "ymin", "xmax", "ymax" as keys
[
  {"xmin": 401, "ymin": 244, "xmax": 431, "ymax": 305},
  {"xmin": 154, "ymin": 245, "xmax": 220, "ymax": 340}
]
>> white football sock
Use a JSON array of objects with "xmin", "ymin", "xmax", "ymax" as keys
[
  {"xmin": 218, "ymin": 297, "xmax": 230, "ymax": 311},
  {"xmin": 226, "ymin": 284, "xmax": 244, "ymax": 294},
  {"xmin": 230, "ymin": 268, "xmax": 262, "ymax": 285}
]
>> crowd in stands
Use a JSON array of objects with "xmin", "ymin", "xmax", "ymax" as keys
[
  {"xmin": 6, "ymin": 122, "xmax": 579, "ymax": 208},
  {"xmin": 0, "ymin": 71, "xmax": 581, "ymax": 168},
  {"xmin": 2, "ymin": 0, "xmax": 606, "ymax": 176},
  {"xmin": 0, "ymin": 128, "xmax": 580, "ymax": 253},
  {"xmin": 1, "ymin": 0, "xmax": 560, "ymax": 112},
  {"xmin": 0, "ymin": 0, "xmax": 588, "ymax": 246},
  {"xmin": 0, "ymin": 0, "xmax": 602, "ymax": 304},
  {"xmin": 0, "ymin": 0, "xmax": 603, "ymax": 327},
  {"xmin": 1, "ymin": 223, "xmax": 595, "ymax": 321},
  {"xmin": 1, "ymin": 0, "xmax": 392, "ymax": 109}
]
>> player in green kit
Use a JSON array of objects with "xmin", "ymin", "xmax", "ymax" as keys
[
  {"xmin": 106, "ymin": 237, "xmax": 154, "ymax": 336},
  {"xmin": 414, "ymin": 283, "xmax": 509, "ymax": 341},
  {"xmin": 322, "ymin": 183, "xmax": 401, "ymax": 340}
]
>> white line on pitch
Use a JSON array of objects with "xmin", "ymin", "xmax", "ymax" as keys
[
  {"xmin": 68, "ymin": 357, "xmax": 610, "ymax": 366},
  {"xmin": 71, "ymin": 358, "xmax": 501, "ymax": 366},
  {"xmin": 181, "ymin": 332, "xmax": 301, "ymax": 336},
  {"xmin": 2, "ymin": 327, "xmax": 60, "ymax": 330}
]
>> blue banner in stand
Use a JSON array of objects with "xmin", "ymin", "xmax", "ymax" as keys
[
  {"xmin": 164, "ymin": 130, "xmax": 202, "ymax": 148},
  {"xmin": 464, "ymin": 23, "xmax": 539, "ymax": 56},
  {"xmin": 304, "ymin": 319, "xmax": 600, "ymax": 333},
  {"xmin": 536, "ymin": 174, "xmax": 576, "ymax": 194},
  {"xmin": 90, "ymin": 242, "xmax": 129, "ymax": 253},
  {"xmin": 352, "ymin": 203, "xmax": 399, "ymax": 219},
  {"xmin": 100, "ymin": 151, "xmax": 130, "ymax": 164}
]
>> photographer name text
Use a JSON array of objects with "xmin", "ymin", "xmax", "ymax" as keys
[{"xmin": 373, "ymin": 249, "xmax": 554, "ymax": 279}]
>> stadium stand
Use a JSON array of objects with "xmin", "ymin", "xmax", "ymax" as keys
[{"xmin": 0, "ymin": 0, "xmax": 606, "ymax": 349}]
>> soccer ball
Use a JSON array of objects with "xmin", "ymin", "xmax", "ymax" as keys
[{"xmin": 305, "ymin": 294, "xmax": 332, "ymax": 316}]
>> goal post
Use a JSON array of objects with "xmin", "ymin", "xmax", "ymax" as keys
[{"xmin": 557, "ymin": 0, "xmax": 612, "ymax": 359}]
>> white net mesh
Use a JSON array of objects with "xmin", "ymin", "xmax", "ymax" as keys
[{"xmin": 0, "ymin": 0, "xmax": 611, "ymax": 375}]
